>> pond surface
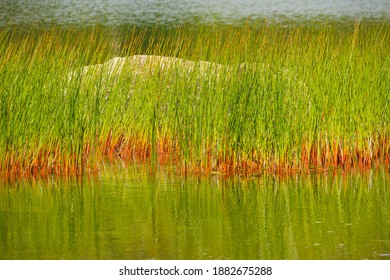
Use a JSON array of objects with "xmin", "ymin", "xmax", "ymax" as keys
[
  {"xmin": 1, "ymin": 0, "xmax": 389, "ymax": 27},
  {"xmin": 1, "ymin": 165, "xmax": 389, "ymax": 260}
]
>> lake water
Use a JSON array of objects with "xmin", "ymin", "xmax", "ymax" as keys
[
  {"xmin": 1, "ymin": 165, "xmax": 389, "ymax": 259},
  {"xmin": 1, "ymin": 0, "xmax": 389, "ymax": 27}
]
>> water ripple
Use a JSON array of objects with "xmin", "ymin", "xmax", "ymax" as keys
[{"xmin": 1, "ymin": 0, "xmax": 389, "ymax": 27}]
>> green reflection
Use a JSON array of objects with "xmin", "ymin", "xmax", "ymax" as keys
[{"xmin": 0, "ymin": 167, "xmax": 389, "ymax": 259}]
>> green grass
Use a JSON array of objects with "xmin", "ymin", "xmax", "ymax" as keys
[{"xmin": 0, "ymin": 21, "xmax": 389, "ymax": 177}]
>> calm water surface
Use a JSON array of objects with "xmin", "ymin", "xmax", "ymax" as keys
[
  {"xmin": 1, "ymin": 166, "xmax": 389, "ymax": 259},
  {"xmin": 1, "ymin": 0, "xmax": 389, "ymax": 27}
]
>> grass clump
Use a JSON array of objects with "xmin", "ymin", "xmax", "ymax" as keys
[{"xmin": 0, "ymin": 22, "xmax": 389, "ymax": 178}]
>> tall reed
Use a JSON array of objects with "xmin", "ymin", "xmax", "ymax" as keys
[{"xmin": 0, "ymin": 22, "xmax": 389, "ymax": 178}]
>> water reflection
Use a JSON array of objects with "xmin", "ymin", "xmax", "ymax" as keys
[
  {"xmin": 1, "ymin": 0, "xmax": 389, "ymax": 27},
  {"xmin": 0, "ymin": 166, "xmax": 389, "ymax": 259}
]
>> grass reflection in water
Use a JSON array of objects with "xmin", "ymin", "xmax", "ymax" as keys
[{"xmin": 0, "ymin": 166, "xmax": 388, "ymax": 259}]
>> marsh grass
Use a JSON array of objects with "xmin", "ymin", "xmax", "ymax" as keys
[{"xmin": 0, "ymin": 22, "xmax": 389, "ymax": 178}]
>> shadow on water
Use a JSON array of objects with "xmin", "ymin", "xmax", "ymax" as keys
[{"xmin": 0, "ymin": 165, "xmax": 389, "ymax": 259}]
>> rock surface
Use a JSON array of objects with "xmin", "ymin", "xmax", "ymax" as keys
[
  {"xmin": 78, "ymin": 55, "xmax": 226, "ymax": 78},
  {"xmin": 68, "ymin": 55, "xmax": 307, "ymax": 95}
]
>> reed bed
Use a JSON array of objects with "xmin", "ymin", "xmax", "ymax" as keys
[{"xmin": 0, "ymin": 22, "xmax": 389, "ymax": 178}]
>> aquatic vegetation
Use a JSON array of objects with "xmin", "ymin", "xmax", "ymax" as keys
[{"xmin": 0, "ymin": 22, "xmax": 389, "ymax": 178}]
